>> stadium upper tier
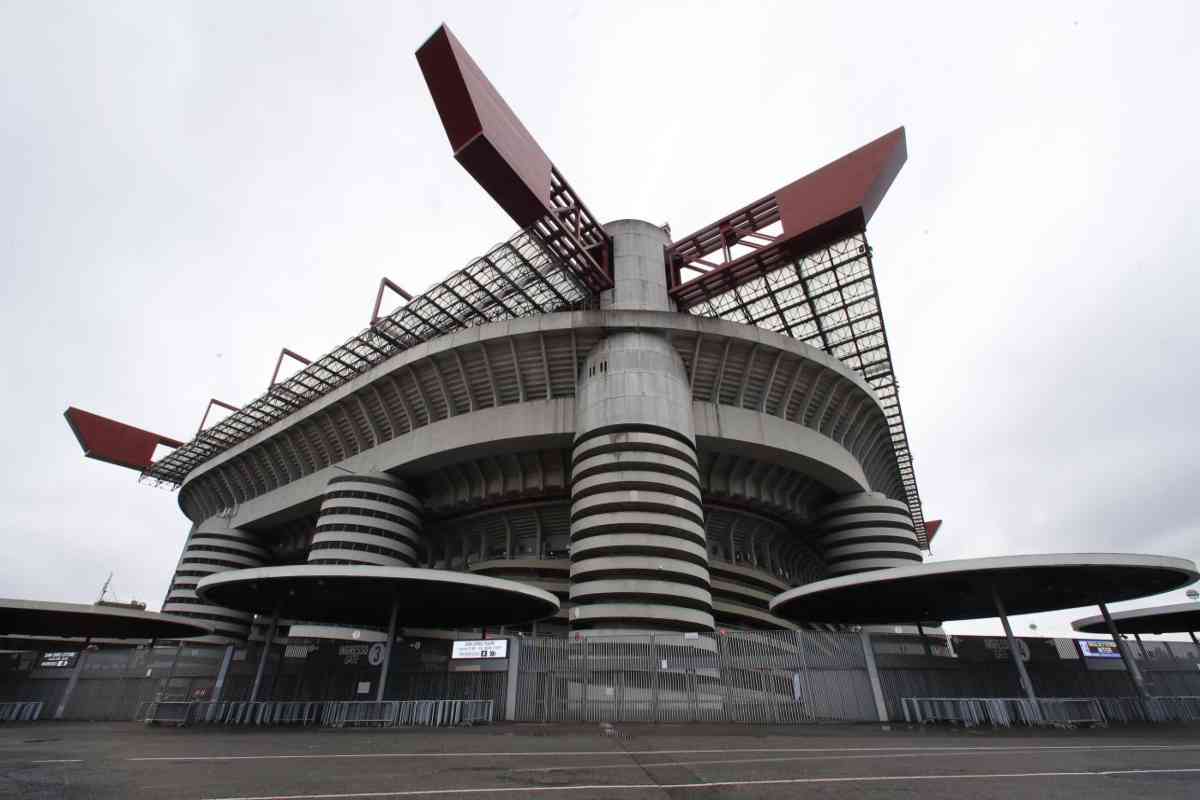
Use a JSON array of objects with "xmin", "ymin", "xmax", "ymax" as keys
[{"xmin": 166, "ymin": 233, "xmax": 914, "ymax": 535}]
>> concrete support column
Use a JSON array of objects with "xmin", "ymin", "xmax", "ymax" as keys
[
  {"xmin": 992, "ymin": 585, "xmax": 1040, "ymax": 715},
  {"xmin": 162, "ymin": 521, "xmax": 269, "ymax": 642},
  {"xmin": 815, "ymin": 493, "xmax": 923, "ymax": 576},
  {"xmin": 250, "ymin": 607, "xmax": 280, "ymax": 702},
  {"xmin": 569, "ymin": 220, "xmax": 713, "ymax": 634},
  {"xmin": 504, "ymin": 638, "xmax": 522, "ymax": 721},
  {"xmin": 1099, "ymin": 601, "xmax": 1152, "ymax": 702},
  {"xmin": 53, "ymin": 639, "xmax": 90, "ymax": 720},
  {"xmin": 307, "ymin": 472, "xmax": 423, "ymax": 567},
  {"xmin": 211, "ymin": 644, "xmax": 235, "ymax": 702},
  {"xmin": 375, "ymin": 596, "xmax": 400, "ymax": 702},
  {"xmin": 859, "ymin": 629, "xmax": 889, "ymax": 722}
]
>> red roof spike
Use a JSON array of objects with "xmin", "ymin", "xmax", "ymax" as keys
[
  {"xmin": 924, "ymin": 520, "xmax": 944, "ymax": 545},
  {"xmin": 64, "ymin": 407, "xmax": 183, "ymax": 472}
]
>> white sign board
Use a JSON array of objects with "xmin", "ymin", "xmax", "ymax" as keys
[
  {"xmin": 1077, "ymin": 639, "xmax": 1123, "ymax": 659},
  {"xmin": 451, "ymin": 639, "xmax": 508, "ymax": 660}
]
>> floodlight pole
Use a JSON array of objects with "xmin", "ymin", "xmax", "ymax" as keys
[
  {"xmin": 250, "ymin": 606, "xmax": 281, "ymax": 702},
  {"xmin": 1098, "ymin": 601, "xmax": 1151, "ymax": 703},
  {"xmin": 991, "ymin": 585, "xmax": 1040, "ymax": 714},
  {"xmin": 375, "ymin": 595, "xmax": 400, "ymax": 702}
]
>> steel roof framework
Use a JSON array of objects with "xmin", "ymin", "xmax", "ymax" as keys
[
  {"xmin": 677, "ymin": 231, "xmax": 927, "ymax": 549},
  {"xmin": 142, "ymin": 230, "xmax": 593, "ymax": 486}
]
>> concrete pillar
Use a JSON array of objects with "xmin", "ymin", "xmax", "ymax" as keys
[
  {"xmin": 53, "ymin": 639, "xmax": 90, "ymax": 720},
  {"xmin": 1099, "ymin": 602, "xmax": 1151, "ymax": 702},
  {"xmin": 504, "ymin": 637, "xmax": 521, "ymax": 721},
  {"xmin": 375, "ymin": 596, "xmax": 400, "ymax": 702},
  {"xmin": 250, "ymin": 607, "xmax": 280, "ymax": 702},
  {"xmin": 307, "ymin": 472, "xmax": 423, "ymax": 567},
  {"xmin": 992, "ymin": 585, "xmax": 1040, "ymax": 715},
  {"xmin": 569, "ymin": 220, "xmax": 713, "ymax": 634},
  {"xmin": 211, "ymin": 644, "xmax": 235, "ymax": 702},
  {"xmin": 859, "ymin": 630, "xmax": 889, "ymax": 722},
  {"xmin": 162, "ymin": 521, "xmax": 269, "ymax": 642},
  {"xmin": 815, "ymin": 493, "xmax": 923, "ymax": 576}
]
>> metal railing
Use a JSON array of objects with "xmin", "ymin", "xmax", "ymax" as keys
[
  {"xmin": 136, "ymin": 699, "xmax": 493, "ymax": 728},
  {"xmin": 902, "ymin": 696, "xmax": 1200, "ymax": 727},
  {"xmin": 0, "ymin": 701, "xmax": 44, "ymax": 722},
  {"xmin": 902, "ymin": 697, "xmax": 1107, "ymax": 728}
]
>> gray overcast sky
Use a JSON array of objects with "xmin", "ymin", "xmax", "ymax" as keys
[{"xmin": 2, "ymin": 1, "xmax": 1198, "ymax": 639}]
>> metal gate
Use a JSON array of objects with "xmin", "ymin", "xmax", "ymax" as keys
[{"xmin": 512, "ymin": 630, "xmax": 875, "ymax": 723}]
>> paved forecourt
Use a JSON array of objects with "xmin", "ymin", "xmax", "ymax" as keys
[{"xmin": 3, "ymin": 722, "xmax": 1200, "ymax": 800}]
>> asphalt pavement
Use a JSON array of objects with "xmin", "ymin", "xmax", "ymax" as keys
[{"xmin": 2, "ymin": 721, "xmax": 1199, "ymax": 799}]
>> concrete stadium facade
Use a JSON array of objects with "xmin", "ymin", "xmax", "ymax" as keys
[{"xmin": 161, "ymin": 221, "xmax": 923, "ymax": 641}]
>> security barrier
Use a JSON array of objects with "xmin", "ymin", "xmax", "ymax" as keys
[
  {"xmin": 902, "ymin": 696, "xmax": 1200, "ymax": 727},
  {"xmin": 135, "ymin": 699, "xmax": 493, "ymax": 728},
  {"xmin": 0, "ymin": 701, "xmax": 43, "ymax": 722}
]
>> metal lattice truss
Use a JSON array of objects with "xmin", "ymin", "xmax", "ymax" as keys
[
  {"xmin": 681, "ymin": 232, "xmax": 927, "ymax": 549},
  {"xmin": 143, "ymin": 229, "xmax": 594, "ymax": 486}
]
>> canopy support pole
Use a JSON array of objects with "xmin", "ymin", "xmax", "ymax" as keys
[
  {"xmin": 250, "ymin": 606, "xmax": 280, "ymax": 702},
  {"xmin": 916, "ymin": 623, "xmax": 933, "ymax": 657},
  {"xmin": 1133, "ymin": 633, "xmax": 1148, "ymax": 659},
  {"xmin": 992, "ymin": 585, "xmax": 1039, "ymax": 715},
  {"xmin": 375, "ymin": 595, "xmax": 400, "ymax": 702},
  {"xmin": 54, "ymin": 637, "xmax": 91, "ymax": 720},
  {"xmin": 1190, "ymin": 631, "xmax": 1199, "ymax": 648},
  {"xmin": 1098, "ymin": 601, "xmax": 1151, "ymax": 702}
]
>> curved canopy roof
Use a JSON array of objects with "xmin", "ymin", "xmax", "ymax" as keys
[
  {"xmin": 197, "ymin": 565, "xmax": 560, "ymax": 629},
  {"xmin": 770, "ymin": 554, "xmax": 1199, "ymax": 625},
  {"xmin": 1072, "ymin": 602, "xmax": 1200, "ymax": 635},
  {"xmin": 0, "ymin": 599, "xmax": 212, "ymax": 640}
]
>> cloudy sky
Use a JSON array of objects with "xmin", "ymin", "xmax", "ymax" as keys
[{"xmin": 2, "ymin": 1, "xmax": 1197, "ymax": 639}]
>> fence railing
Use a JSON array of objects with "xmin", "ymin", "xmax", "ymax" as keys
[
  {"xmin": 512, "ymin": 629, "xmax": 875, "ymax": 723},
  {"xmin": 0, "ymin": 701, "xmax": 44, "ymax": 722},
  {"xmin": 135, "ymin": 699, "xmax": 493, "ymax": 728},
  {"xmin": 903, "ymin": 696, "xmax": 1200, "ymax": 727}
]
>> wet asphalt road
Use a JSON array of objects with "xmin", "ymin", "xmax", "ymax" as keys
[{"xmin": 2, "ymin": 720, "xmax": 1199, "ymax": 799}]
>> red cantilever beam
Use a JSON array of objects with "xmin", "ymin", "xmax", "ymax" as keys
[
  {"xmin": 64, "ymin": 407, "xmax": 184, "ymax": 472},
  {"xmin": 269, "ymin": 348, "xmax": 312, "ymax": 388},
  {"xmin": 371, "ymin": 277, "xmax": 412, "ymax": 324},
  {"xmin": 196, "ymin": 398, "xmax": 241, "ymax": 435}
]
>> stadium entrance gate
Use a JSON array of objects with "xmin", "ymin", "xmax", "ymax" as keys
[{"xmin": 510, "ymin": 630, "xmax": 877, "ymax": 723}]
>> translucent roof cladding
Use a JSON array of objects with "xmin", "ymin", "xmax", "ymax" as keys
[
  {"xmin": 142, "ymin": 229, "xmax": 592, "ymax": 487},
  {"xmin": 682, "ymin": 232, "xmax": 927, "ymax": 549}
]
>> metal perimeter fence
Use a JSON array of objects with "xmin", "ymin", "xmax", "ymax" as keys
[
  {"xmin": 134, "ymin": 699, "xmax": 494, "ymax": 728},
  {"xmin": 511, "ymin": 629, "xmax": 877, "ymax": 723},
  {"xmin": 0, "ymin": 701, "xmax": 44, "ymax": 722},
  {"xmin": 902, "ymin": 696, "xmax": 1200, "ymax": 728}
]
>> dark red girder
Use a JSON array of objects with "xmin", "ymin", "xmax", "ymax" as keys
[
  {"xmin": 668, "ymin": 127, "xmax": 907, "ymax": 307},
  {"xmin": 64, "ymin": 407, "xmax": 183, "ymax": 472}
]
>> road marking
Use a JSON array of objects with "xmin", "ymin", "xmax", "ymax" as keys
[
  {"xmin": 203, "ymin": 768, "xmax": 1200, "ymax": 800},
  {"xmin": 31, "ymin": 759, "xmax": 83, "ymax": 764},
  {"xmin": 511, "ymin": 744, "xmax": 1200, "ymax": 773},
  {"xmin": 130, "ymin": 743, "xmax": 1199, "ymax": 762}
]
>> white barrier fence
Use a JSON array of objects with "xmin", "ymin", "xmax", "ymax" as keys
[
  {"xmin": 0, "ymin": 701, "xmax": 44, "ymax": 722},
  {"xmin": 902, "ymin": 696, "xmax": 1200, "ymax": 727},
  {"xmin": 136, "ymin": 699, "xmax": 494, "ymax": 728}
]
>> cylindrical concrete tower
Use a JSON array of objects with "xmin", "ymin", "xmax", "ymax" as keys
[
  {"xmin": 162, "ymin": 520, "xmax": 269, "ymax": 640},
  {"xmin": 307, "ymin": 473, "xmax": 424, "ymax": 566},
  {"xmin": 816, "ymin": 492, "xmax": 923, "ymax": 576},
  {"xmin": 569, "ymin": 220, "xmax": 714, "ymax": 632}
]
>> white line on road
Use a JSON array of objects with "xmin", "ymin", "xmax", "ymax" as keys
[
  {"xmin": 31, "ymin": 759, "xmax": 83, "ymax": 764},
  {"xmin": 510, "ymin": 744, "xmax": 1200, "ymax": 773},
  {"xmin": 131, "ymin": 743, "xmax": 1199, "ymax": 762},
  {"xmin": 203, "ymin": 768, "xmax": 1200, "ymax": 800}
]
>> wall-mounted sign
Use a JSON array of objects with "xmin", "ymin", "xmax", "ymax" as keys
[
  {"xmin": 451, "ymin": 639, "xmax": 508, "ymax": 660},
  {"xmin": 38, "ymin": 651, "xmax": 79, "ymax": 669},
  {"xmin": 1078, "ymin": 639, "xmax": 1122, "ymax": 659}
]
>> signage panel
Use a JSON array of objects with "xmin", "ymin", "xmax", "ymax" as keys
[
  {"xmin": 451, "ymin": 640, "xmax": 508, "ymax": 660},
  {"xmin": 38, "ymin": 651, "xmax": 79, "ymax": 669},
  {"xmin": 1078, "ymin": 639, "xmax": 1123, "ymax": 659}
]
